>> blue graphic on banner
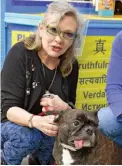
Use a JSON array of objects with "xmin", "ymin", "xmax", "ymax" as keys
[
  {"xmin": 6, "ymin": 0, "xmax": 97, "ymax": 14},
  {"xmin": 12, "ymin": 0, "xmax": 93, "ymax": 7}
]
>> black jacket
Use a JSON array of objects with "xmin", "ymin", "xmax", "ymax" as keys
[{"xmin": 1, "ymin": 42, "xmax": 79, "ymax": 122}]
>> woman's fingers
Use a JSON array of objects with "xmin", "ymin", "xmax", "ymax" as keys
[
  {"xmin": 40, "ymin": 117, "xmax": 59, "ymax": 136},
  {"xmin": 40, "ymin": 101, "xmax": 49, "ymax": 106},
  {"xmin": 43, "ymin": 128, "xmax": 58, "ymax": 136},
  {"xmin": 42, "ymin": 106, "xmax": 54, "ymax": 112},
  {"xmin": 41, "ymin": 123, "xmax": 58, "ymax": 131},
  {"xmin": 33, "ymin": 115, "xmax": 58, "ymax": 136},
  {"xmin": 40, "ymin": 95, "xmax": 55, "ymax": 107},
  {"xmin": 40, "ymin": 94, "xmax": 69, "ymax": 111},
  {"xmin": 45, "ymin": 115, "xmax": 56, "ymax": 122}
]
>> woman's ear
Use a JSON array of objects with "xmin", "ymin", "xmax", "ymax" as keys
[
  {"xmin": 38, "ymin": 23, "xmax": 44, "ymax": 36},
  {"xmin": 39, "ymin": 23, "xmax": 44, "ymax": 30}
]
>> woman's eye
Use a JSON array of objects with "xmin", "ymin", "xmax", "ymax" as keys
[
  {"xmin": 73, "ymin": 121, "xmax": 80, "ymax": 126},
  {"xmin": 64, "ymin": 32, "xmax": 75, "ymax": 39},
  {"xmin": 50, "ymin": 27, "xmax": 57, "ymax": 34}
]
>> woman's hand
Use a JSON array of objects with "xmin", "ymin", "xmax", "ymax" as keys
[
  {"xmin": 40, "ymin": 94, "xmax": 70, "ymax": 112},
  {"xmin": 32, "ymin": 115, "xmax": 58, "ymax": 136}
]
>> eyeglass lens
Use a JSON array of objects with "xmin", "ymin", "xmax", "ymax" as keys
[{"xmin": 46, "ymin": 25, "xmax": 77, "ymax": 40}]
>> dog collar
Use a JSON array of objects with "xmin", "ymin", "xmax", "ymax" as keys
[
  {"xmin": 61, "ymin": 140, "xmax": 92, "ymax": 151},
  {"xmin": 61, "ymin": 143, "xmax": 77, "ymax": 151}
]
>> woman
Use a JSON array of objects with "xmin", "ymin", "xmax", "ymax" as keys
[
  {"xmin": 1, "ymin": 1, "xmax": 84, "ymax": 165},
  {"xmin": 98, "ymin": 31, "xmax": 122, "ymax": 148}
]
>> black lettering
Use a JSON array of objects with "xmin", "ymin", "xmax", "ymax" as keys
[
  {"xmin": 82, "ymin": 104, "xmax": 87, "ymax": 110},
  {"xmin": 83, "ymin": 92, "xmax": 88, "ymax": 99},
  {"xmin": 79, "ymin": 61, "xmax": 109, "ymax": 70},
  {"xmin": 83, "ymin": 91, "xmax": 106, "ymax": 99},
  {"xmin": 81, "ymin": 103, "xmax": 108, "ymax": 111}
]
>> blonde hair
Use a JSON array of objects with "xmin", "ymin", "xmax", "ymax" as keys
[{"xmin": 23, "ymin": 1, "xmax": 85, "ymax": 77}]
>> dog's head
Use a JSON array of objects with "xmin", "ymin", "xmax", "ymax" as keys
[{"xmin": 54, "ymin": 109, "xmax": 99, "ymax": 151}]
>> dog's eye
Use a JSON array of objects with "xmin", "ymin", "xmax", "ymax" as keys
[{"xmin": 73, "ymin": 121, "xmax": 80, "ymax": 126}]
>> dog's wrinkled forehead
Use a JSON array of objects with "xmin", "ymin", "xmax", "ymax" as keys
[{"xmin": 62, "ymin": 109, "xmax": 98, "ymax": 125}]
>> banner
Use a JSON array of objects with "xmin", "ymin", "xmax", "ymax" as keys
[
  {"xmin": 11, "ymin": 30, "xmax": 33, "ymax": 46},
  {"xmin": 76, "ymin": 36, "xmax": 114, "ymax": 110}
]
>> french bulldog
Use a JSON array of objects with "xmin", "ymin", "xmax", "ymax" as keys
[{"xmin": 53, "ymin": 109, "xmax": 121, "ymax": 165}]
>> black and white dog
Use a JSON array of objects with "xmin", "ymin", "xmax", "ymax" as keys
[{"xmin": 53, "ymin": 109, "xmax": 121, "ymax": 165}]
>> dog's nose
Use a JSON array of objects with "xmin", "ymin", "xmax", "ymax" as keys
[{"xmin": 86, "ymin": 129, "xmax": 93, "ymax": 136}]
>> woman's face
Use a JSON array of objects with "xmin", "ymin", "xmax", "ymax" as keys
[{"xmin": 39, "ymin": 15, "xmax": 78, "ymax": 58}]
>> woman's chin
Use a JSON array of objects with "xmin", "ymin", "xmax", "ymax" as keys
[{"xmin": 47, "ymin": 52, "xmax": 62, "ymax": 58}]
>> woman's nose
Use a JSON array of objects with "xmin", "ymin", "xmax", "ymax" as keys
[{"xmin": 54, "ymin": 34, "xmax": 63, "ymax": 43}]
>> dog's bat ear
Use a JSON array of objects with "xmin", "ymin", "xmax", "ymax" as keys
[
  {"xmin": 54, "ymin": 114, "xmax": 61, "ymax": 123},
  {"xmin": 68, "ymin": 102, "xmax": 76, "ymax": 109},
  {"xmin": 93, "ymin": 110, "xmax": 98, "ymax": 117},
  {"xmin": 53, "ymin": 111, "xmax": 64, "ymax": 123},
  {"xmin": 93, "ymin": 107, "xmax": 101, "ymax": 117}
]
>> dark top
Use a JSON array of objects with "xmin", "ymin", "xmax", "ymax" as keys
[{"xmin": 1, "ymin": 42, "xmax": 79, "ymax": 122}]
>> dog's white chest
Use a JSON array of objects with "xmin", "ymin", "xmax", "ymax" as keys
[{"xmin": 62, "ymin": 148, "xmax": 74, "ymax": 165}]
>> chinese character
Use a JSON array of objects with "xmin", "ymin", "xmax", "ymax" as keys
[{"xmin": 94, "ymin": 39, "xmax": 106, "ymax": 54}]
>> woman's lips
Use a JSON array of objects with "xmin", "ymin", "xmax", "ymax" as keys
[{"xmin": 52, "ymin": 46, "xmax": 62, "ymax": 52}]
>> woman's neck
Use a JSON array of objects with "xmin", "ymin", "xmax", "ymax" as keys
[{"xmin": 38, "ymin": 50, "xmax": 60, "ymax": 70}]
